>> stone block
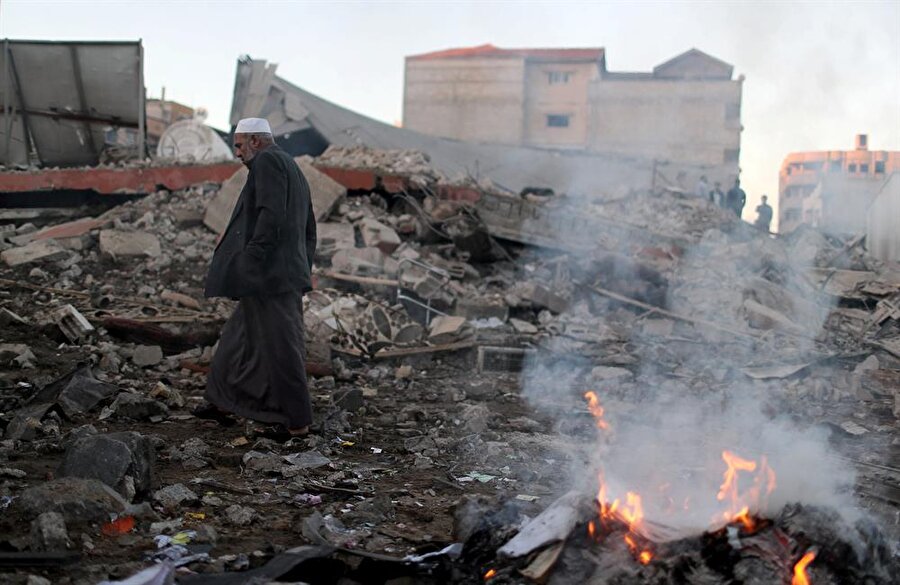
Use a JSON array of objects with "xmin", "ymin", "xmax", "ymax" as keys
[
  {"xmin": 58, "ymin": 432, "xmax": 155, "ymax": 499},
  {"xmin": 1, "ymin": 239, "xmax": 68, "ymax": 267},
  {"xmin": 30, "ymin": 511, "xmax": 68, "ymax": 551},
  {"xmin": 359, "ymin": 218, "xmax": 401, "ymax": 254},
  {"xmin": 99, "ymin": 229, "xmax": 161, "ymax": 258},
  {"xmin": 428, "ymin": 315, "xmax": 472, "ymax": 344},
  {"xmin": 132, "ymin": 345, "xmax": 163, "ymax": 367},
  {"xmin": 16, "ymin": 477, "xmax": 127, "ymax": 525}
]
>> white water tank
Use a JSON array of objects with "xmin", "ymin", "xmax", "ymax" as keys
[{"xmin": 157, "ymin": 119, "xmax": 234, "ymax": 162}]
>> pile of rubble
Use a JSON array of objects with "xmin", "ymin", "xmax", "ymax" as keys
[{"xmin": 0, "ymin": 147, "xmax": 898, "ymax": 584}]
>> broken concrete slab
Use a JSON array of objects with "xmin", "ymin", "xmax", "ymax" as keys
[
  {"xmin": 296, "ymin": 157, "xmax": 346, "ymax": 221},
  {"xmin": 428, "ymin": 316, "xmax": 472, "ymax": 345},
  {"xmin": 171, "ymin": 208, "xmax": 205, "ymax": 228},
  {"xmin": 106, "ymin": 393, "xmax": 169, "ymax": 421},
  {"xmin": 99, "ymin": 229, "xmax": 161, "ymax": 259},
  {"xmin": 16, "ymin": 477, "xmax": 127, "ymax": 525},
  {"xmin": 58, "ymin": 432, "xmax": 155, "ymax": 499},
  {"xmin": 359, "ymin": 218, "xmax": 401, "ymax": 254},
  {"xmin": 1, "ymin": 239, "xmax": 68, "ymax": 267},
  {"xmin": 27, "ymin": 367, "xmax": 119, "ymax": 418},
  {"xmin": 203, "ymin": 166, "xmax": 248, "ymax": 234},
  {"xmin": 509, "ymin": 318, "xmax": 538, "ymax": 334},
  {"xmin": 0, "ymin": 343, "xmax": 36, "ymax": 368},
  {"xmin": 153, "ymin": 483, "xmax": 199, "ymax": 511},
  {"xmin": 331, "ymin": 247, "xmax": 398, "ymax": 277}
]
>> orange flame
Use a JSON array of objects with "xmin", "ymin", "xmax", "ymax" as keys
[
  {"xmin": 716, "ymin": 451, "xmax": 776, "ymax": 530},
  {"xmin": 587, "ymin": 520, "xmax": 596, "ymax": 539},
  {"xmin": 583, "ymin": 391, "xmax": 609, "ymax": 430},
  {"xmin": 792, "ymin": 550, "xmax": 816, "ymax": 585},
  {"xmin": 483, "ymin": 568, "xmax": 497, "ymax": 581},
  {"xmin": 638, "ymin": 550, "xmax": 652, "ymax": 564}
]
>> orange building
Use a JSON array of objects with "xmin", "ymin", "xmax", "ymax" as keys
[{"xmin": 778, "ymin": 135, "xmax": 900, "ymax": 234}]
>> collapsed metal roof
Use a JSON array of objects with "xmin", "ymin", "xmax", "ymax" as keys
[
  {"xmin": 229, "ymin": 57, "xmax": 709, "ymax": 198},
  {"xmin": 0, "ymin": 39, "xmax": 145, "ymax": 167}
]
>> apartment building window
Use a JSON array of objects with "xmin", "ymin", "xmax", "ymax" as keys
[
  {"xmin": 860, "ymin": 163, "xmax": 869, "ymax": 173},
  {"xmin": 546, "ymin": 114, "xmax": 570, "ymax": 128},
  {"xmin": 784, "ymin": 209, "xmax": 800, "ymax": 222},
  {"xmin": 829, "ymin": 161, "xmax": 842, "ymax": 172},
  {"xmin": 875, "ymin": 161, "xmax": 885, "ymax": 173},
  {"xmin": 547, "ymin": 71, "xmax": 572, "ymax": 84},
  {"xmin": 848, "ymin": 163, "xmax": 857, "ymax": 173}
]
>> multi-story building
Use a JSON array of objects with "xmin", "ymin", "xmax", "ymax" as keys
[
  {"xmin": 403, "ymin": 45, "xmax": 743, "ymax": 180},
  {"xmin": 778, "ymin": 135, "xmax": 900, "ymax": 234}
]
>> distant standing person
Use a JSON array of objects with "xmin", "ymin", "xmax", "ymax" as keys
[
  {"xmin": 726, "ymin": 179, "xmax": 746, "ymax": 218},
  {"xmin": 754, "ymin": 195, "xmax": 773, "ymax": 232},
  {"xmin": 200, "ymin": 117, "xmax": 317, "ymax": 441},
  {"xmin": 711, "ymin": 181, "xmax": 725, "ymax": 207},
  {"xmin": 694, "ymin": 175, "xmax": 710, "ymax": 199}
]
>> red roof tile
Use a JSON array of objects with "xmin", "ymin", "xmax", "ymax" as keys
[{"xmin": 408, "ymin": 44, "xmax": 603, "ymax": 62}]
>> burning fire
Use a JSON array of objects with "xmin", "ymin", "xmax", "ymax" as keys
[
  {"xmin": 792, "ymin": 550, "xmax": 816, "ymax": 585},
  {"xmin": 582, "ymin": 391, "xmax": 780, "ymax": 570},
  {"xmin": 483, "ymin": 568, "xmax": 497, "ymax": 580},
  {"xmin": 583, "ymin": 391, "xmax": 609, "ymax": 430},
  {"xmin": 716, "ymin": 450, "xmax": 776, "ymax": 530}
]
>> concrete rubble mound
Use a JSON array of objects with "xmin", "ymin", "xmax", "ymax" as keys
[{"xmin": 0, "ymin": 147, "xmax": 897, "ymax": 584}]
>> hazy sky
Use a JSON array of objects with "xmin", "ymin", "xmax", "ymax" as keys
[{"xmin": 1, "ymin": 0, "xmax": 898, "ymax": 225}]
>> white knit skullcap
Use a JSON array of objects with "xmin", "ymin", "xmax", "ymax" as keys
[{"xmin": 234, "ymin": 118, "xmax": 272, "ymax": 134}]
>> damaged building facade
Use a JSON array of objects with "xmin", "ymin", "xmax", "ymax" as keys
[
  {"xmin": 403, "ymin": 45, "xmax": 743, "ymax": 181},
  {"xmin": 778, "ymin": 134, "xmax": 900, "ymax": 234}
]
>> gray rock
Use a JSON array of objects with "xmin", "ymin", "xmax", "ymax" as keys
[
  {"xmin": 16, "ymin": 477, "xmax": 127, "ymax": 525},
  {"xmin": 224, "ymin": 504, "xmax": 257, "ymax": 526},
  {"xmin": 242, "ymin": 450, "xmax": 283, "ymax": 473},
  {"xmin": 153, "ymin": 483, "xmax": 199, "ymax": 510},
  {"xmin": 282, "ymin": 450, "xmax": 330, "ymax": 470},
  {"xmin": 132, "ymin": 345, "xmax": 163, "ymax": 367},
  {"xmin": 30, "ymin": 511, "xmax": 68, "ymax": 551},
  {"xmin": 334, "ymin": 387, "xmax": 364, "ymax": 412},
  {"xmin": 26, "ymin": 576, "xmax": 52, "ymax": 585},
  {"xmin": 58, "ymin": 432, "xmax": 155, "ymax": 499},
  {"xmin": 110, "ymin": 393, "xmax": 169, "ymax": 420}
]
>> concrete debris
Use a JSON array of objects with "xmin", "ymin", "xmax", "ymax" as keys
[
  {"xmin": 58, "ymin": 432, "xmax": 155, "ymax": 499},
  {"xmin": 153, "ymin": 483, "xmax": 199, "ymax": 511},
  {"xmin": 53, "ymin": 304, "xmax": 95, "ymax": 343},
  {"xmin": 359, "ymin": 217, "xmax": 401, "ymax": 254},
  {"xmin": 0, "ymin": 343, "xmax": 36, "ymax": 368},
  {"xmin": 1, "ymin": 144, "xmax": 899, "ymax": 583},
  {"xmin": 30, "ymin": 511, "xmax": 69, "ymax": 551},
  {"xmin": 132, "ymin": 344, "xmax": 164, "ymax": 367},
  {"xmin": 99, "ymin": 229, "xmax": 162, "ymax": 258},
  {"xmin": 15, "ymin": 477, "xmax": 128, "ymax": 525},
  {"xmin": 428, "ymin": 315, "xmax": 473, "ymax": 344},
  {"xmin": 1, "ymin": 238, "xmax": 69, "ymax": 266}
]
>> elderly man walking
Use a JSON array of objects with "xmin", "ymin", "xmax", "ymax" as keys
[{"xmin": 200, "ymin": 118, "xmax": 317, "ymax": 440}]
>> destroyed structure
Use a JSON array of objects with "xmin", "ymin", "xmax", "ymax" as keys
[{"xmin": 0, "ymin": 53, "xmax": 898, "ymax": 585}]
